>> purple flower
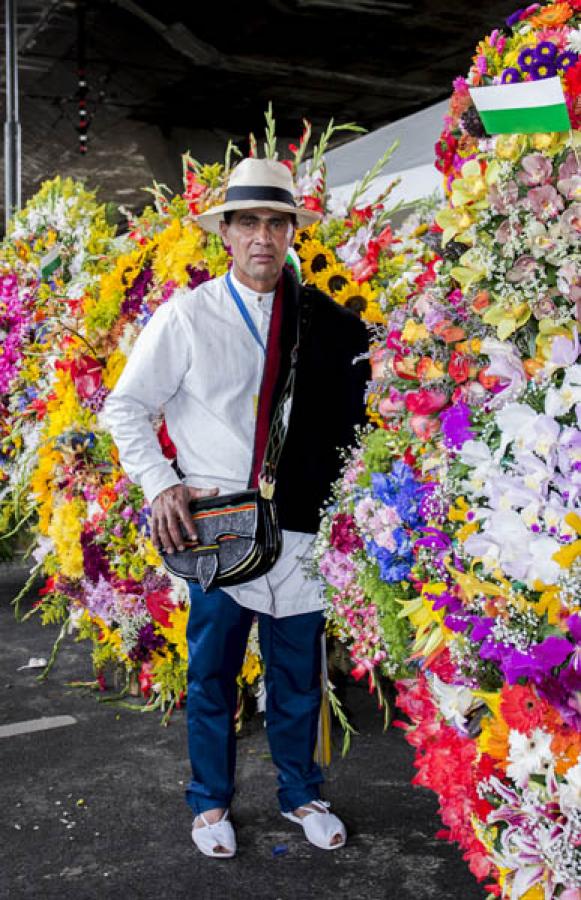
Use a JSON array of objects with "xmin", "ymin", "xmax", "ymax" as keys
[
  {"xmin": 518, "ymin": 47, "xmax": 537, "ymax": 71},
  {"xmin": 470, "ymin": 617, "xmax": 495, "ymax": 642},
  {"xmin": 440, "ymin": 401, "xmax": 475, "ymax": 449},
  {"xmin": 555, "ymin": 51, "xmax": 578, "ymax": 71},
  {"xmin": 536, "ymin": 41, "xmax": 557, "ymax": 62},
  {"xmin": 128, "ymin": 622, "xmax": 165, "ymax": 662},
  {"xmin": 530, "ymin": 60, "xmax": 556, "ymax": 80},
  {"xmin": 501, "ymin": 635, "xmax": 573, "ymax": 684},
  {"xmin": 537, "ymin": 664, "xmax": 581, "ymax": 730},
  {"xmin": 506, "ymin": 8, "xmax": 525, "ymax": 27},
  {"xmin": 81, "ymin": 529, "xmax": 112, "ymax": 582},
  {"xmin": 501, "ymin": 67, "xmax": 522, "ymax": 84},
  {"xmin": 121, "ymin": 266, "xmax": 153, "ymax": 315},
  {"xmin": 187, "ymin": 265, "xmax": 211, "ymax": 289}
]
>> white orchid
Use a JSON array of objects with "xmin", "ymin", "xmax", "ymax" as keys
[
  {"xmin": 545, "ymin": 365, "xmax": 581, "ymax": 418},
  {"xmin": 428, "ymin": 675, "xmax": 480, "ymax": 731},
  {"xmin": 480, "ymin": 338, "xmax": 527, "ymax": 406}
]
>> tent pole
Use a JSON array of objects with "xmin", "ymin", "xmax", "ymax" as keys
[{"xmin": 4, "ymin": 0, "xmax": 22, "ymax": 231}]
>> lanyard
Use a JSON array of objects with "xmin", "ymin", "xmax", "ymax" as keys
[{"xmin": 225, "ymin": 271, "xmax": 266, "ymax": 355}]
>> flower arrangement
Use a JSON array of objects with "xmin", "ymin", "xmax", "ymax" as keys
[{"xmin": 313, "ymin": 2, "xmax": 580, "ymax": 896}]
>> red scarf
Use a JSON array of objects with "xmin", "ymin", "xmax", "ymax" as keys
[{"xmin": 249, "ymin": 277, "xmax": 284, "ymax": 488}]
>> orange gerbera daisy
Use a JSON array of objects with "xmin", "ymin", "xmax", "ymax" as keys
[
  {"xmin": 528, "ymin": 1, "xmax": 573, "ymax": 27},
  {"xmin": 500, "ymin": 683, "xmax": 558, "ymax": 733}
]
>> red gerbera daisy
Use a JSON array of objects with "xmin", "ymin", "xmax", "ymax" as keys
[{"xmin": 500, "ymin": 683, "xmax": 552, "ymax": 733}]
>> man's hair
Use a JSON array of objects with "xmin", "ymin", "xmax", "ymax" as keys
[{"xmin": 223, "ymin": 210, "xmax": 297, "ymax": 226}]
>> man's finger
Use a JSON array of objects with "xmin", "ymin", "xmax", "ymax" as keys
[
  {"xmin": 157, "ymin": 517, "xmax": 174, "ymax": 555},
  {"xmin": 167, "ymin": 512, "xmax": 186, "ymax": 553},
  {"xmin": 177, "ymin": 503, "xmax": 197, "ymax": 544}
]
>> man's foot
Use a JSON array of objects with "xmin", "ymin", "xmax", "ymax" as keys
[
  {"xmin": 282, "ymin": 800, "xmax": 346, "ymax": 850},
  {"xmin": 192, "ymin": 808, "xmax": 236, "ymax": 858}
]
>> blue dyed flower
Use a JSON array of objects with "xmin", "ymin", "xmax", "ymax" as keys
[
  {"xmin": 536, "ymin": 41, "xmax": 558, "ymax": 62},
  {"xmin": 530, "ymin": 60, "xmax": 556, "ymax": 80},
  {"xmin": 555, "ymin": 51, "xmax": 578, "ymax": 72}
]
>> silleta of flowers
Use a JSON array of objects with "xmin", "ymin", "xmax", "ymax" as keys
[
  {"xmin": 314, "ymin": 2, "xmax": 581, "ymax": 897},
  {"xmin": 1, "ymin": 3, "xmax": 580, "ymax": 894}
]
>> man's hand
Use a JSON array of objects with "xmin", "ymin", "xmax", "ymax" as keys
[{"xmin": 151, "ymin": 484, "xmax": 219, "ymax": 555}]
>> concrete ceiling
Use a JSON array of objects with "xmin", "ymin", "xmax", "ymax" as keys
[{"xmin": 0, "ymin": 0, "xmax": 515, "ymax": 229}]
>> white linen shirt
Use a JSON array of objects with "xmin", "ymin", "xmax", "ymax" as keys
[{"xmin": 103, "ymin": 271, "xmax": 323, "ymax": 618}]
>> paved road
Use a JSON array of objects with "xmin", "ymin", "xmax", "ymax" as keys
[{"xmin": 0, "ymin": 570, "xmax": 486, "ymax": 900}]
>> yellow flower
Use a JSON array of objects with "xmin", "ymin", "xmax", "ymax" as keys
[
  {"xmin": 451, "ymin": 159, "xmax": 488, "ymax": 208},
  {"xmin": 456, "ymin": 521, "xmax": 479, "ymax": 543},
  {"xmin": 448, "ymin": 496, "xmax": 469, "ymax": 523},
  {"xmin": 48, "ymin": 497, "xmax": 86, "ymax": 579},
  {"xmin": 481, "ymin": 299, "xmax": 531, "ymax": 340},
  {"xmin": 299, "ymin": 240, "xmax": 335, "ymax": 282},
  {"xmin": 314, "ymin": 261, "xmax": 352, "ymax": 296},
  {"xmin": 494, "ymin": 133, "xmax": 528, "ymax": 162},
  {"xmin": 102, "ymin": 349, "xmax": 127, "ymax": 390},
  {"xmin": 241, "ymin": 651, "xmax": 262, "ymax": 685},
  {"xmin": 157, "ymin": 605, "xmax": 189, "ymax": 661},
  {"xmin": 398, "ymin": 582, "xmax": 451, "ymax": 661},
  {"xmin": 334, "ymin": 280, "xmax": 378, "ymax": 320},
  {"xmin": 553, "ymin": 539, "xmax": 581, "ymax": 570},
  {"xmin": 520, "ymin": 885, "xmax": 547, "ymax": 900},
  {"xmin": 450, "ymin": 248, "xmax": 489, "ymax": 291},
  {"xmin": 401, "ymin": 319, "xmax": 429, "ymax": 343},
  {"xmin": 533, "ymin": 584, "xmax": 566, "ymax": 625},
  {"xmin": 529, "ymin": 131, "xmax": 569, "ymax": 156},
  {"xmin": 434, "ymin": 207, "xmax": 474, "ymax": 246},
  {"xmin": 152, "ymin": 219, "xmax": 205, "ymax": 286}
]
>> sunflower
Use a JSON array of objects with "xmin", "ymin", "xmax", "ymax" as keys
[
  {"xmin": 299, "ymin": 240, "xmax": 335, "ymax": 282},
  {"xmin": 334, "ymin": 280, "xmax": 378, "ymax": 317},
  {"xmin": 294, "ymin": 222, "xmax": 319, "ymax": 249},
  {"xmin": 314, "ymin": 261, "xmax": 352, "ymax": 296}
]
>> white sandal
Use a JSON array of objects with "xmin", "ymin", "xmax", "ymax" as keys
[
  {"xmin": 192, "ymin": 809, "xmax": 236, "ymax": 858},
  {"xmin": 282, "ymin": 800, "xmax": 347, "ymax": 851}
]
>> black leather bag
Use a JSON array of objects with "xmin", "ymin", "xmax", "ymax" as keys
[
  {"xmin": 161, "ymin": 299, "xmax": 306, "ymax": 592},
  {"xmin": 161, "ymin": 487, "xmax": 281, "ymax": 591}
]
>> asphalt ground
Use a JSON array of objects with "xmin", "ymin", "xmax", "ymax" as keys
[{"xmin": 0, "ymin": 569, "xmax": 486, "ymax": 900}]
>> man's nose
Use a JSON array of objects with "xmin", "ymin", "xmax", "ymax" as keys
[{"xmin": 254, "ymin": 221, "xmax": 273, "ymax": 241}]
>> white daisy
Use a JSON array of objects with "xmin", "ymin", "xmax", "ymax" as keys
[
  {"xmin": 506, "ymin": 728, "xmax": 554, "ymax": 788},
  {"xmin": 566, "ymin": 27, "xmax": 581, "ymax": 54}
]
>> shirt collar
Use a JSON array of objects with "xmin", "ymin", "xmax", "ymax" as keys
[{"xmin": 230, "ymin": 270, "xmax": 276, "ymax": 307}]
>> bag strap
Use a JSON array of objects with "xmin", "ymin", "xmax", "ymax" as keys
[{"xmin": 258, "ymin": 298, "xmax": 311, "ymax": 500}]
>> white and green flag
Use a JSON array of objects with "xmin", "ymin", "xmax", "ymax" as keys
[{"xmin": 469, "ymin": 77, "xmax": 571, "ymax": 135}]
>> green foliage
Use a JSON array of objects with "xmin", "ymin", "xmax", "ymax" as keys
[{"xmin": 359, "ymin": 566, "xmax": 413, "ymax": 676}]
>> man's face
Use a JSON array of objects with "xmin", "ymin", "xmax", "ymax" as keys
[{"xmin": 219, "ymin": 207, "xmax": 295, "ymax": 291}]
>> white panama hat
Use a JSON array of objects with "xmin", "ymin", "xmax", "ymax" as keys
[{"xmin": 195, "ymin": 157, "xmax": 322, "ymax": 234}]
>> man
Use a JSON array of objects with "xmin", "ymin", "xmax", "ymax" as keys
[{"xmin": 104, "ymin": 157, "xmax": 369, "ymax": 858}]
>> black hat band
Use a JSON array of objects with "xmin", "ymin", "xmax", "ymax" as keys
[{"xmin": 225, "ymin": 185, "xmax": 296, "ymax": 206}]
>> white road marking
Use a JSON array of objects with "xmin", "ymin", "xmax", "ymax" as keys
[{"xmin": 0, "ymin": 715, "xmax": 77, "ymax": 738}]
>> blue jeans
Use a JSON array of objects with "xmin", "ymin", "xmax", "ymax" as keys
[{"xmin": 185, "ymin": 583, "xmax": 325, "ymax": 815}]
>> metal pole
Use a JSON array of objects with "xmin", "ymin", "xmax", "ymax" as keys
[{"xmin": 4, "ymin": 0, "xmax": 22, "ymax": 231}]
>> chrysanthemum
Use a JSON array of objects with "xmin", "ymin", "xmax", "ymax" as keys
[{"xmin": 299, "ymin": 240, "xmax": 335, "ymax": 281}]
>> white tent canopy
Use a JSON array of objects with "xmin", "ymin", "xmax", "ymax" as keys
[{"xmin": 324, "ymin": 99, "xmax": 449, "ymax": 208}]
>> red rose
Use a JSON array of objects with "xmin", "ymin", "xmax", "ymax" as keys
[
  {"xmin": 448, "ymin": 351, "xmax": 471, "ymax": 384},
  {"xmin": 404, "ymin": 388, "xmax": 448, "ymax": 415}
]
